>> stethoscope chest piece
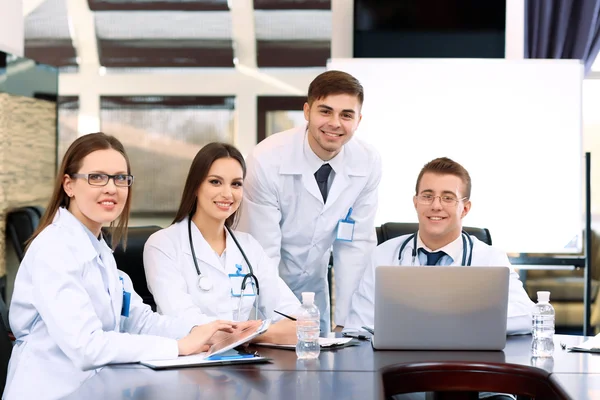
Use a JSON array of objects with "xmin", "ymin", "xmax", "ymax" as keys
[{"xmin": 197, "ymin": 274, "xmax": 213, "ymax": 291}]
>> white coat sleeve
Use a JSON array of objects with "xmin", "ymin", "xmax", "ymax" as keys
[
  {"xmin": 237, "ymin": 153, "xmax": 283, "ymax": 267},
  {"xmin": 143, "ymin": 235, "xmax": 215, "ymax": 325},
  {"xmin": 332, "ymin": 153, "xmax": 382, "ymax": 326},
  {"xmin": 492, "ymin": 251, "xmax": 535, "ymax": 335},
  {"xmin": 343, "ymin": 249, "xmax": 378, "ymax": 332},
  {"xmin": 118, "ymin": 272, "xmax": 198, "ymax": 339},
  {"xmin": 249, "ymin": 235, "xmax": 300, "ymax": 321},
  {"xmin": 30, "ymin": 240, "xmax": 179, "ymax": 371}
]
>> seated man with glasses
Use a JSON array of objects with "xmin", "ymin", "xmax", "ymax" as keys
[{"xmin": 344, "ymin": 157, "xmax": 534, "ymax": 336}]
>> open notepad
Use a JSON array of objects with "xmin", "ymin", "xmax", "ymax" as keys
[
  {"xmin": 568, "ymin": 333, "xmax": 600, "ymax": 353},
  {"xmin": 254, "ymin": 337, "xmax": 355, "ymax": 350},
  {"xmin": 140, "ymin": 319, "xmax": 272, "ymax": 369}
]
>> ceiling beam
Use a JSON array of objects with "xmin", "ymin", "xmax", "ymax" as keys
[
  {"xmin": 59, "ymin": 68, "xmax": 323, "ymax": 95},
  {"xmin": 65, "ymin": 0, "xmax": 99, "ymax": 69},
  {"xmin": 230, "ymin": 0, "xmax": 257, "ymax": 69},
  {"xmin": 23, "ymin": 0, "xmax": 46, "ymax": 16}
]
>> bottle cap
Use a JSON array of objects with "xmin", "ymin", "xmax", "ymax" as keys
[
  {"xmin": 537, "ymin": 291, "xmax": 550, "ymax": 303},
  {"xmin": 301, "ymin": 292, "xmax": 315, "ymax": 306}
]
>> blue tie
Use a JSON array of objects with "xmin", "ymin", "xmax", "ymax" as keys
[
  {"xmin": 419, "ymin": 249, "xmax": 447, "ymax": 266},
  {"xmin": 314, "ymin": 163, "xmax": 333, "ymax": 202}
]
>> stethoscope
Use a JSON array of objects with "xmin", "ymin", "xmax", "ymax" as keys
[
  {"xmin": 398, "ymin": 231, "xmax": 474, "ymax": 266},
  {"xmin": 188, "ymin": 216, "xmax": 261, "ymax": 319}
]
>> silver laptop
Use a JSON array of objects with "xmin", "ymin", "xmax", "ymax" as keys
[{"xmin": 372, "ymin": 266, "xmax": 510, "ymax": 351}]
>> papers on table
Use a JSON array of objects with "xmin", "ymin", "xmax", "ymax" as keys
[
  {"xmin": 140, "ymin": 319, "xmax": 272, "ymax": 369},
  {"xmin": 568, "ymin": 333, "xmax": 600, "ymax": 353},
  {"xmin": 140, "ymin": 349, "xmax": 269, "ymax": 369},
  {"xmin": 254, "ymin": 337, "xmax": 354, "ymax": 350}
]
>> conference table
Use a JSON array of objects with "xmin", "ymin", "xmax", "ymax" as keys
[{"xmin": 62, "ymin": 334, "xmax": 600, "ymax": 399}]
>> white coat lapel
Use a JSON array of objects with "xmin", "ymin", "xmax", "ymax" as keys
[
  {"xmin": 279, "ymin": 127, "xmax": 325, "ymax": 204},
  {"xmin": 57, "ymin": 209, "xmax": 121, "ymax": 328},
  {"xmin": 180, "ymin": 218, "xmax": 228, "ymax": 276},
  {"xmin": 323, "ymin": 141, "xmax": 369, "ymax": 210},
  {"xmin": 225, "ymin": 229, "xmax": 241, "ymax": 274},
  {"xmin": 323, "ymin": 171, "xmax": 349, "ymax": 210},
  {"xmin": 100, "ymin": 247, "xmax": 122, "ymax": 330}
]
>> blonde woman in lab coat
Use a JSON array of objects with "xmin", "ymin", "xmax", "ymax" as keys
[
  {"xmin": 4, "ymin": 133, "xmax": 236, "ymax": 400},
  {"xmin": 144, "ymin": 142, "xmax": 300, "ymax": 344}
]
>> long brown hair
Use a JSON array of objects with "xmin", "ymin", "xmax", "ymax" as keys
[
  {"xmin": 173, "ymin": 142, "xmax": 246, "ymax": 228},
  {"xmin": 28, "ymin": 133, "xmax": 133, "ymax": 250}
]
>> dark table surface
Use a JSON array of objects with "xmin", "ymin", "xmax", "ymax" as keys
[{"xmin": 62, "ymin": 334, "xmax": 600, "ymax": 400}]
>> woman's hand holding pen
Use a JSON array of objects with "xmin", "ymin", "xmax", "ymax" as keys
[{"xmin": 178, "ymin": 320, "xmax": 237, "ymax": 356}]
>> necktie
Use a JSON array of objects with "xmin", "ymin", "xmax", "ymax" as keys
[
  {"xmin": 314, "ymin": 163, "xmax": 333, "ymax": 202},
  {"xmin": 419, "ymin": 248, "xmax": 447, "ymax": 266}
]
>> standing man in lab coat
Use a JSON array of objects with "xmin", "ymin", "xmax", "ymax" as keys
[{"xmin": 238, "ymin": 71, "xmax": 382, "ymax": 332}]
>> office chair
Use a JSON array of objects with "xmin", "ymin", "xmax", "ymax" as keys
[
  {"xmin": 376, "ymin": 222, "xmax": 492, "ymax": 246},
  {"xmin": 5, "ymin": 206, "xmax": 45, "ymax": 262},
  {"xmin": 380, "ymin": 361, "xmax": 570, "ymax": 400},
  {"xmin": 0, "ymin": 295, "xmax": 13, "ymax": 398},
  {"xmin": 3, "ymin": 206, "xmax": 45, "ymax": 300},
  {"xmin": 102, "ymin": 226, "xmax": 161, "ymax": 311}
]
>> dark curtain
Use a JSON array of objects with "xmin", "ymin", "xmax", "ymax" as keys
[{"xmin": 526, "ymin": 0, "xmax": 600, "ymax": 74}]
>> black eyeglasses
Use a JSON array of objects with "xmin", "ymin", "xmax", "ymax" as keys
[{"xmin": 71, "ymin": 173, "xmax": 134, "ymax": 187}]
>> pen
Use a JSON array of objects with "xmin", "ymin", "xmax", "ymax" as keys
[
  {"xmin": 274, "ymin": 310, "xmax": 297, "ymax": 321},
  {"xmin": 361, "ymin": 326, "xmax": 374, "ymax": 335},
  {"xmin": 343, "ymin": 332, "xmax": 370, "ymax": 341}
]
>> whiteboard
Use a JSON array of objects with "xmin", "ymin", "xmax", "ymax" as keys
[{"xmin": 328, "ymin": 58, "xmax": 583, "ymax": 254}]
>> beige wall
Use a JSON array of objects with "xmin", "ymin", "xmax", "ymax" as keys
[
  {"xmin": 0, "ymin": 0, "xmax": 24, "ymax": 56},
  {"xmin": 0, "ymin": 92, "xmax": 56, "ymax": 277}
]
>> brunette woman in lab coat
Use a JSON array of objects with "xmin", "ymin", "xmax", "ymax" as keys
[{"xmin": 4, "ymin": 133, "xmax": 236, "ymax": 400}]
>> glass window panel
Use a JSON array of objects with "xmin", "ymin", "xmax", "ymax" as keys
[
  {"xmin": 100, "ymin": 96, "xmax": 235, "ymax": 214},
  {"xmin": 266, "ymin": 110, "xmax": 305, "ymax": 137},
  {"xmin": 58, "ymin": 97, "xmax": 79, "ymax": 164}
]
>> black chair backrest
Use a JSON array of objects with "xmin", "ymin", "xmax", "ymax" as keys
[
  {"xmin": 102, "ymin": 226, "xmax": 161, "ymax": 311},
  {"xmin": 376, "ymin": 222, "xmax": 492, "ymax": 246},
  {"xmin": 5, "ymin": 206, "xmax": 45, "ymax": 261},
  {"xmin": 0, "ymin": 296, "xmax": 13, "ymax": 398}
]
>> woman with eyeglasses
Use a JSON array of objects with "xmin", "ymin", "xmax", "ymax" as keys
[
  {"xmin": 143, "ymin": 142, "xmax": 300, "ymax": 346},
  {"xmin": 4, "ymin": 133, "xmax": 236, "ymax": 400}
]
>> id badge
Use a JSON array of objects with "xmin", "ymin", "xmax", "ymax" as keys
[
  {"xmin": 336, "ymin": 220, "xmax": 355, "ymax": 242},
  {"xmin": 229, "ymin": 274, "xmax": 256, "ymax": 297},
  {"xmin": 335, "ymin": 207, "xmax": 355, "ymax": 242},
  {"xmin": 119, "ymin": 277, "xmax": 131, "ymax": 318}
]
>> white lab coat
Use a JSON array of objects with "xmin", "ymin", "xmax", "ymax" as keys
[
  {"xmin": 4, "ymin": 208, "xmax": 197, "ymax": 400},
  {"xmin": 143, "ymin": 218, "xmax": 300, "ymax": 323},
  {"xmin": 237, "ymin": 126, "xmax": 382, "ymax": 330},
  {"xmin": 345, "ymin": 234, "xmax": 535, "ymax": 335}
]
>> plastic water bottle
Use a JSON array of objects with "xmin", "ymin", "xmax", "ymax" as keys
[
  {"xmin": 531, "ymin": 291, "xmax": 555, "ymax": 357},
  {"xmin": 296, "ymin": 292, "xmax": 321, "ymax": 359}
]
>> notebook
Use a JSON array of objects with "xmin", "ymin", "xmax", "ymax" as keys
[
  {"xmin": 140, "ymin": 319, "xmax": 272, "ymax": 369},
  {"xmin": 372, "ymin": 266, "xmax": 509, "ymax": 351}
]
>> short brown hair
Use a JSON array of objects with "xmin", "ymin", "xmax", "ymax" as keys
[
  {"xmin": 307, "ymin": 70, "xmax": 364, "ymax": 106},
  {"xmin": 28, "ymin": 133, "xmax": 132, "ymax": 250},
  {"xmin": 173, "ymin": 142, "xmax": 246, "ymax": 228},
  {"xmin": 415, "ymin": 157, "xmax": 472, "ymax": 199}
]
